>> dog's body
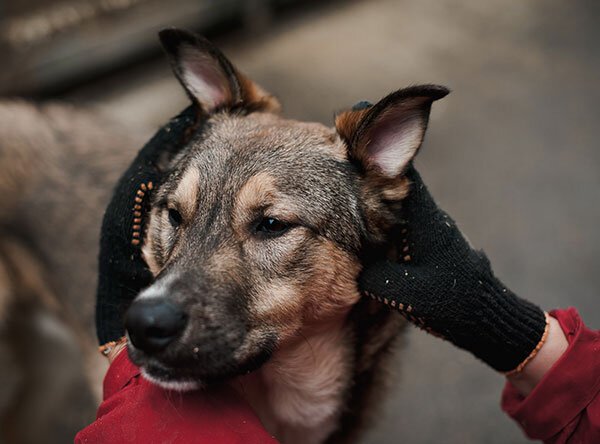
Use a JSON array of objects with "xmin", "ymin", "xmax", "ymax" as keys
[
  {"xmin": 0, "ymin": 31, "xmax": 446, "ymax": 444},
  {"xmin": 0, "ymin": 101, "xmax": 149, "ymax": 443}
]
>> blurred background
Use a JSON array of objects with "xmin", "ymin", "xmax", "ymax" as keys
[{"xmin": 1, "ymin": 0, "xmax": 599, "ymax": 442}]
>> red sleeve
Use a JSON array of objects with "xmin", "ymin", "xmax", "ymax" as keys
[
  {"xmin": 75, "ymin": 351, "xmax": 279, "ymax": 444},
  {"xmin": 501, "ymin": 307, "xmax": 600, "ymax": 443}
]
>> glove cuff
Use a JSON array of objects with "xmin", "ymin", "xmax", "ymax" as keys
[
  {"xmin": 503, "ymin": 313, "xmax": 550, "ymax": 376},
  {"xmin": 457, "ymin": 279, "xmax": 548, "ymax": 372},
  {"xmin": 98, "ymin": 336, "xmax": 127, "ymax": 357}
]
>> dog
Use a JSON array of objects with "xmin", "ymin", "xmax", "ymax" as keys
[
  {"xmin": 0, "ymin": 29, "xmax": 447, "ymax": 444},
  {"xmin": 0, "ymin": 101, "xmax": 149, "ymax": 444}
]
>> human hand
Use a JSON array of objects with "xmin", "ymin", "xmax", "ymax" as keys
[
  {"xmin": 96, "ymin": 105, "xmax": 199, "ymax": 351},
  {"xmin": 358, "ymin": 166, "xmax": 548, "ymax": 373}
]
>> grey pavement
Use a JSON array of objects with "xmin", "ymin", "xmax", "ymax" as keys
[{"xmin": 67, "ymin": 0, "xmax": 600, "ymax": 442}]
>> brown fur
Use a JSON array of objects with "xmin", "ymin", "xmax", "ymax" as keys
[
  {"xmin": 134, "ymin": 108, "xmax": 411, "ymax": 443},
  {"xmin": 0, "ymin": 100, "xmax": 148, "ymax": 444},
  {"xmin": 0, "ymin": 102, "xmax": 406, "ymax": 444},
  {"xmin": 238, "ymin": 72, "xmax": 282, "ymax": 114},
  {"xmin": 334, "ymin": 108, "xmax": 370, "ymax": 147},
  {"xmin": 0, "ymin": 32, "xmax": 446, "ymax": 444}
]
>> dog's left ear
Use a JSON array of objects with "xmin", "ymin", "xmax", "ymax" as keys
[
  {"xmin": 336, "ymin": 85, "xmax": 449, "ymax": 179},
  {"xmin": 159, "ymin": 28, "xmax": 280, "ymax": 114}
]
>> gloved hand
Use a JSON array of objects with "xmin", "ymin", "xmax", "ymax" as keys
[
  {"xmin": 358, "ymin": 166, "xmax": 548, "ymax": 373},
  {"xmin": 96, "ymin": 105, "xmax": 199, "ymax": 349}
]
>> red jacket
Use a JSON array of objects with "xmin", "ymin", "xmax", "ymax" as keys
[
  {"xmin": 502, "ymin": 308, "xmax": 600, "ymax": 443},
  {"xmin": 74, "ymin": 352, "xmax": 278, "ymax": 444},
  {"xmin": 77, "ymin": 308, "xmax": 599, "ymax": 443}
]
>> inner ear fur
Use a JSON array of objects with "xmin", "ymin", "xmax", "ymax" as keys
[{"xmin": 159, "ymin": 28, "xmax": 281, "ymax": 114}]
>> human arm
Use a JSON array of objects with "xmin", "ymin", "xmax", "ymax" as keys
[
  {"xmin": 501, "ymin": 307, "xmax": 600, "ymax": 443},
  {"xmin": 358, "ymin": 166, "xmax": 600, "ymax": 441},
  {"xmin": 358, "ymin": 166, "xmax": 549, "ymax": 375},
  {"xmin": 506, "ymin": 314, "xmax": 567, "ymax": 396}
]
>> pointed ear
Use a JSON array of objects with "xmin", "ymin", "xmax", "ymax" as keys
[
  {"xmin": 158, "ymin": 29, "xmax": 280, "ymax": 114},
  {"xmin": 336, "ymin": 85, "xmax": 449, "ymax": 178}
]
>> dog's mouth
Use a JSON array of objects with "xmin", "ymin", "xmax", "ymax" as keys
[
  {"xmin": 124, "ymin": 292, "xmax": 279, "ymax": 391},
  {"xmin": 141, "ymin": 361, "xmax": 203, "ymax": 391},
  {"xmin": 129, "ymin": 334, "xmax": 277, "ymax": 391}
]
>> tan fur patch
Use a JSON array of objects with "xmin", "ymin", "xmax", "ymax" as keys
[
  {"xmin": 334, "ymin": 108, "xmax": 370, "ymax": 147},
  {"xmin": 233, "ymin": 172, "xmax": 277, "ymax": 235},
  {"xmin": 233, "ymin": 318, "xmax": 357, "ymax": 444},
  {"xmin": 303, "ymin": 241, "xmax": 362, "ymax": 322},
  {"xmin": 172, "ymin": 166, "xmax": 200, "ymax": 219},
  {"xmin": 142, "ymin": 209, "xmax": 161, "ymax": 276},
  {"xmin": 140, "ymin": 165, "xmax": 202, "ymax": 274},
  {"xmin": 238, "ymin": 72, "xmax": 282, "ymax": 114},
  {"xmin": 252, "ymin": 281, "xmax": 302, "ymax": 318},
  {"xmin": 381, "ymin": 176, "xmax": 411, "ymax": 201},
  {"xmin": 251, "ymin": 281, "xmax": 304, "ymax": 343},
  {"xmin": 358, "ymin": 174, "xmax": 412, "ymax": 243},
  {"xmin": 264, "ymin": 321, "xmax": 354, "ymax": 442}
]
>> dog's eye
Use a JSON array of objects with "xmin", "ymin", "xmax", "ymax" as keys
[
  {"xmin": 255, "ymin": 217, "xmax": 290, "ymax": 236},
  {"xmin": 168, "ymin": 208, "xmax": 183, "ymax": 228}
]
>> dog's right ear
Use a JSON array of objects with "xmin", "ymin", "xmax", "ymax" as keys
[
  {"xmin": 159, "ymin": 29, "xmax": 280, "ymax": 114},
  {"xmin": 336, "ymin": 85, "xmax": 449, "ymax": 180}
]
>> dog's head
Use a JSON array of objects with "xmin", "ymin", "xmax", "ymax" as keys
[{"xmin": 126, "ymin": 29, "xmax": 448, "ymax": 390}]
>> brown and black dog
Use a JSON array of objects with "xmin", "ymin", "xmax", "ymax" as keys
[{"xmin": 0, "ymin": 29, "xmax": 447, "ymax": 444}]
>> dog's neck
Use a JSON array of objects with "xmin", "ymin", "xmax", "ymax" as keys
[{"xmin": 231, "ymin": 316, "xmax": 354, "ymax": 444}]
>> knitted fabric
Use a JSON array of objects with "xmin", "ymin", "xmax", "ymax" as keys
[
  {"xmin": 358, "ymin": 166, "xmax": 546, "ymax": 372},
  {"xmin": 96, "ymin": 105, "xmax": 198, "ymax": 345}
]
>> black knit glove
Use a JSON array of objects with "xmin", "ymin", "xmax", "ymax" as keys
[
  {"xmin": 359, "ymin": 166, "xmax": 547, "ymax": 372},
  {"xmin": 96, "ymin": 105, "xmax": 199, "ymax": 346}
]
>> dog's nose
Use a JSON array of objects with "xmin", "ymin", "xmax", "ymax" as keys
[{"xmin": 125, "ymin": 299, "xmax": 187, "ymax": 353}]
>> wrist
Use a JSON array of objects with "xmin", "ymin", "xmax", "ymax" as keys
[
  {"xmin": 506, "ymin": 314, "xmax": 568, "ymax": 396},
  {"xmin": 458, "ymin": 280, "xmax": 548, "ymax": 372}
]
